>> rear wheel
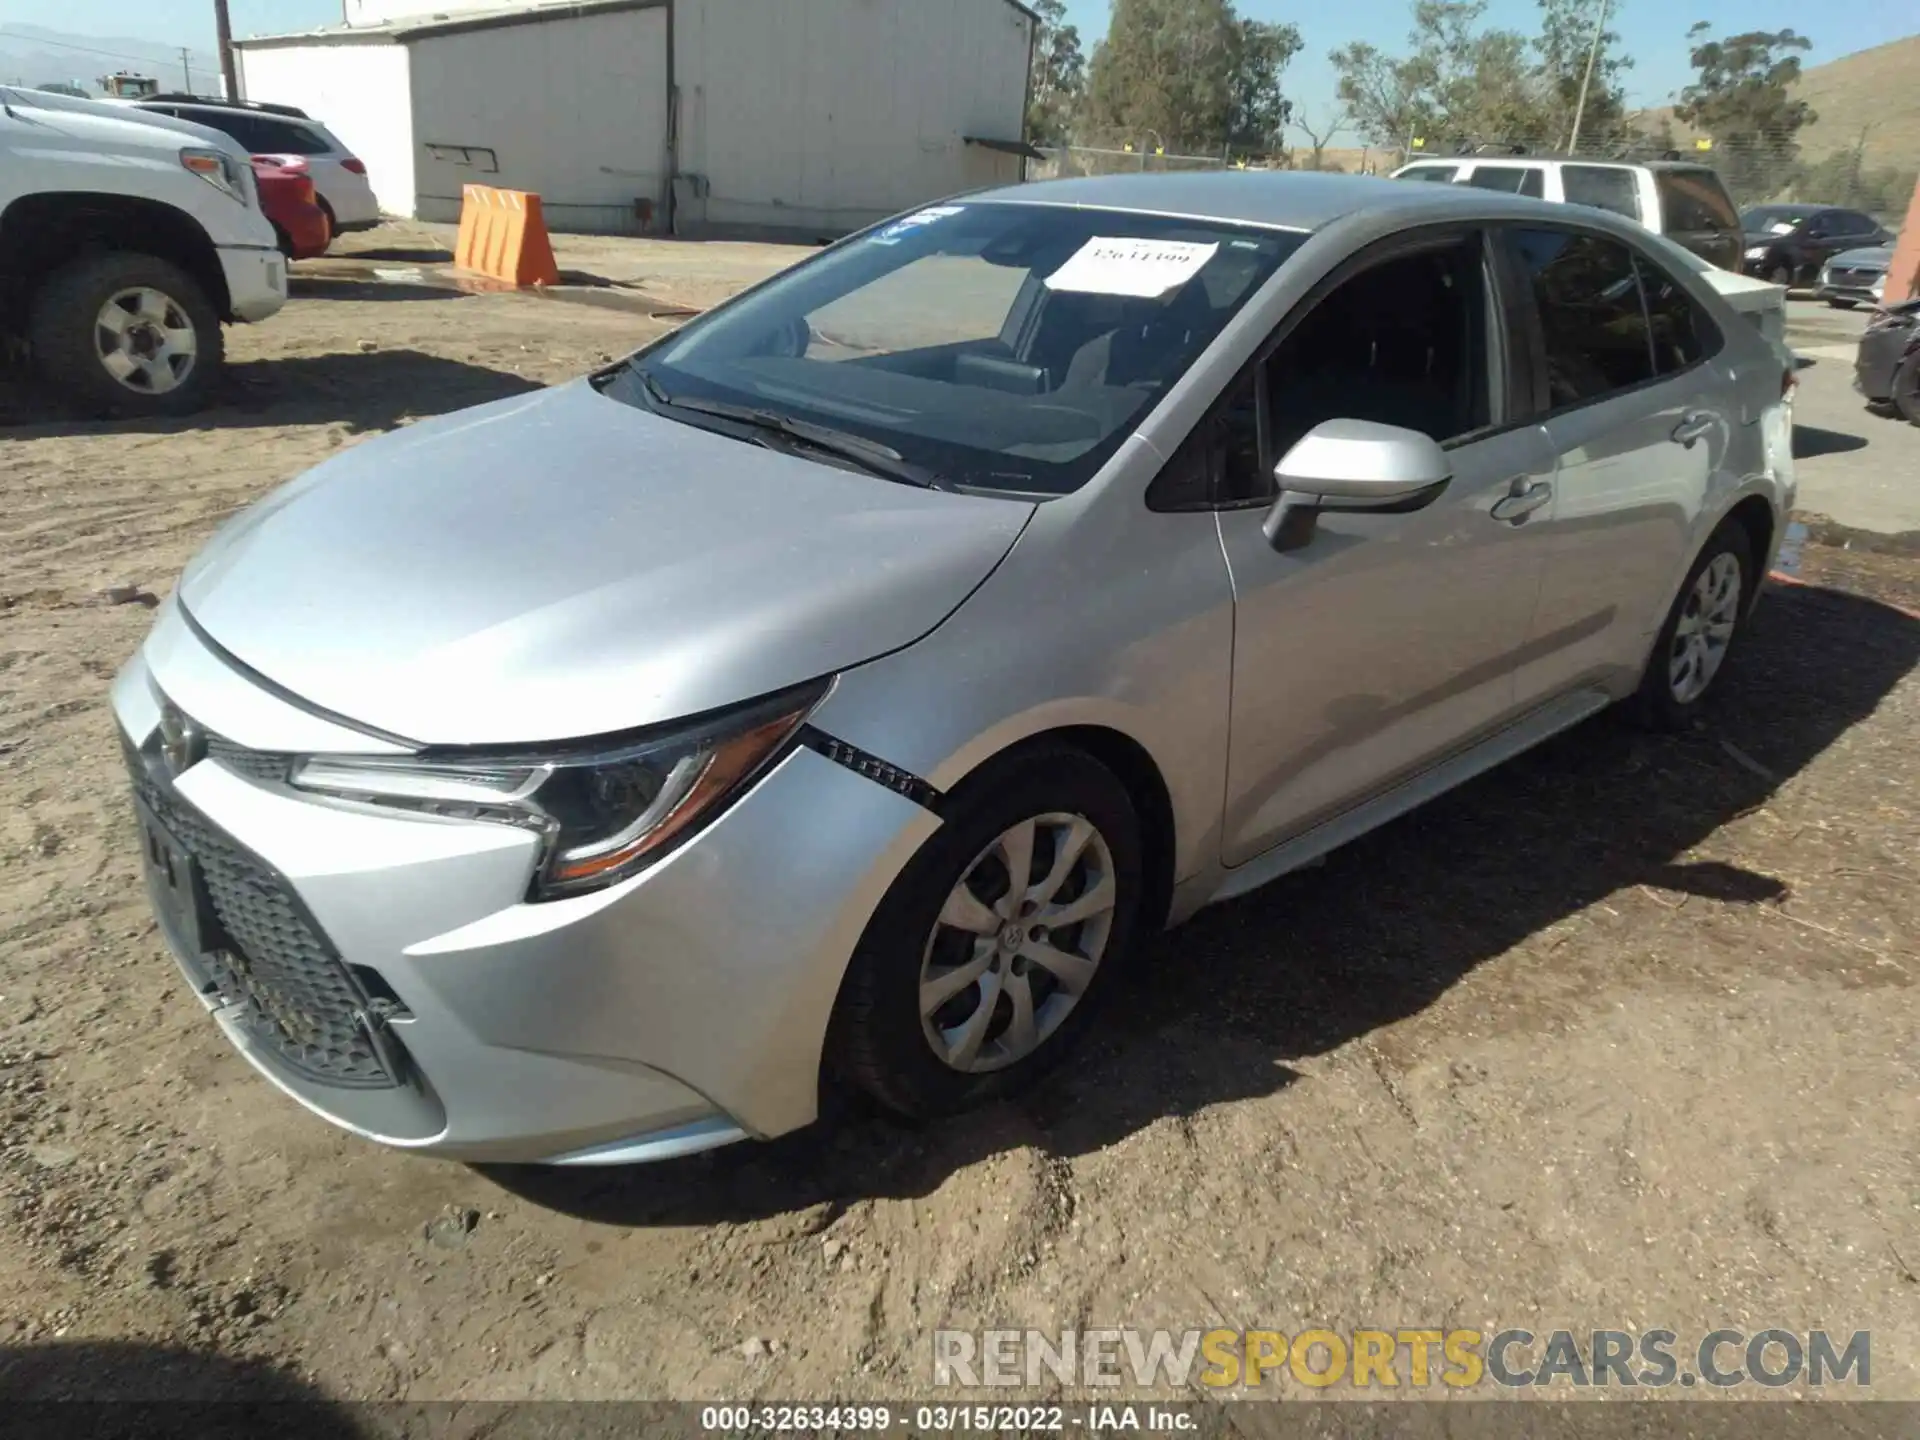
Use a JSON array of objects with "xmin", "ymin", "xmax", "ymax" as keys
[
  {"xmin": 28, "ymin": 252, "xmax": 222, "ymax": 419},
  {"xmin": 830, "ymin": 747, "xmax": 1143, "ymax": 1119},
  {"xmin": 1631, "ymin": 523, "xmax": 1754, "ymax": 730},
  {"xmin": 1827, "ymin": 298, "xmax": 1857, "ymax": 310}
]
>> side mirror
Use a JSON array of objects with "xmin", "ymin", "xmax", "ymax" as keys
[{"xmin": 1262, "ymin": 419, "xmax": 1452, "ymax": 552}]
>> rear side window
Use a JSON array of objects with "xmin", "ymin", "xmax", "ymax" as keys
[
  {"xmin": 1656, "ymin": 169, "xmax": 1738, "ymax": 234},
  {"xmin": 183, "ymin": 109, "xmax": 329, "ymax": 155},
  {"xmin": 1397, "ymin": 165, "xmax": 1459, "ymax": 183},
  {"xmin": 1634, "ymin": 254, "xmax": 1717, "ymax": 375},
  {"xmin": 1562, "ymin": 166, "xmax": 1640, "ymax": 221},
  {"xmin": 1508, "ymin": 228, "xmax": 1653, "ymax": 408},
  {"xmin": 1466, "ymin": 166, "xmax": 1546, "ymax": 199}
]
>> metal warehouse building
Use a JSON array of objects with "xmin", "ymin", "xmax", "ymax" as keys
[{"xmin": 235, "ymin": 0, "xmax": 1038, "ymax": 238}]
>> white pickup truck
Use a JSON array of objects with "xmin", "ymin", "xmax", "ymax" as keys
[{"xmin": 1, "ymin": 85, "xmax": 287, "ymax": 417}]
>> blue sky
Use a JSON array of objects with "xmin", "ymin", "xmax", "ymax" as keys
[{"xmin": 4, "ymin": 0, "xmax": 1913, "ymax": 142}]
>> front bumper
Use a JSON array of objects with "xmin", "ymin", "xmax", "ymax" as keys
[
  {"xmin": 111, "ymin": 609, "xmax": 937, "ymax": 1163},
  {"xmin": 218, "ymin": 244, "xmax": 288, "ymax": 323}
]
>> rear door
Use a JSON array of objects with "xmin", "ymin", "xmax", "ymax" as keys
[
  {"xmin": 1500, "ymin": 224, "xmax": 1738, "ymax": 707},
  {"xmin": 1653, "ymin": 166, "xmax": 1742, "ymax": 271}
]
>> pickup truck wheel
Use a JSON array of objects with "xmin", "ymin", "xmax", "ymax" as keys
[{"xmin": 28, "ymin": 253, "xmax": 222, "ymax": 418}]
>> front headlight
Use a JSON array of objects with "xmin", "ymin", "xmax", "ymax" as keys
[
  {"xmin": 1744, "ymin": 246, "xmax": 1768, "ymax": 260},
  {"xmin": 180, "ymin": 146, "xmax": 248, "ymax": 205},
  {"xmin": 289, "ymin": 682, "xmax": 824, "ymax": 898}
]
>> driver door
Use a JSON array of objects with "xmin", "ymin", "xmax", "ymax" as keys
[{"xmin": 1212, "ymin": 227, "xmax": 1557, "ymax": 866}]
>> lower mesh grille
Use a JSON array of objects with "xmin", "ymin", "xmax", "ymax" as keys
[{"xmin": 126, "ymin": 737, "xmax": 400, "ymax": 1089}]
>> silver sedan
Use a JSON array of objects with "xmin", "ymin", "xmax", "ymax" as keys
[{"xmin": 113, "ymin": 172, "xmax": 1797, "ymax": 1164}]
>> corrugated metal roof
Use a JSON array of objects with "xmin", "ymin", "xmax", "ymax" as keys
[{"xmin": 236, "ymin": 0, "xmax": 664, "ymax": 50}]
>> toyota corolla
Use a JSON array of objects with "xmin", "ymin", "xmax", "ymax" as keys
[{"xmin": 114, "ymin": 173, "xmax": 1796, "ymax": 1164}]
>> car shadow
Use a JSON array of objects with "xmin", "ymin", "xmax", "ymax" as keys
[
  {"xmin": 0, "ymin": 349, "xmax": 543, "ymax": 435},
  {"xmin": 1793, "ymin": 424, "xmax": 1870, "ymax": 458},
  {"xmin": 484, "ymin": 577, "xmax": 1920, "ymax": 1229},
  {"xmin": 0, "ymin": 1340, "xmax": 361, "ymax": 1436}
]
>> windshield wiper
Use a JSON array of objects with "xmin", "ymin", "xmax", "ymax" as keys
[{"xmin": 637, "ymin": 371, "xmax": 951, "ymax": 490}]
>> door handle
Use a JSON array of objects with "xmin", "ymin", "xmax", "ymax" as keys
[
  {"xmin": 1672, "ymin": 410, "xmax": 1716, "ymax": 447},
  {"xmin": 1491, "ymin": 479, "xmax": 1552, "ymax": 523}
]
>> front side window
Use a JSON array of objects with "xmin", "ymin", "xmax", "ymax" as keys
[
  {"xmin": 1265, "ymin": 237, "xmax": 1490, "ymax": 461},
  {"xmin": 1507, "ymin": 228, "xmax": 1653, "ymax": 408},
  {"xmin": 615, "ymin": 203, "xmax": 1301, "ymax": 495},
  {"xmin": 1562, "ymin": 165, "xmax": 1641, "ymax": 220}
]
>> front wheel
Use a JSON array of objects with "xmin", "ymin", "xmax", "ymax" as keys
[
  {"xmin": 1765, "ymin": 261, "xmax": 1793, "ymax": 288},
  {"xmin": 28, "ymin": 252, "xmax": 223, "ymax": 418},
  {"xmin": 829, "ymin": 747, "xmax": 1143, "ymax": 1119},
  {"xmin": 1827, "ymin": 298, "xmax": 1857, "ymax": 310},
  {"xmin": 1631, "ymin": 524, "xmax": 1754, "ymax": 731}
]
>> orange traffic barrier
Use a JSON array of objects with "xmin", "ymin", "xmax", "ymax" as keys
[{"xmin": 453, "ymin": 184, "xmax": 560, "ymax": 288}]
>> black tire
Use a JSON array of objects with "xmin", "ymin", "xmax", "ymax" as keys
[
  {"xmin": 1766, "ymin": 261, "xmax": 1792, "ymax": 288},
  {"xmin": 1630, "ymin": 522, "xmax": 1756, "ymax": 732},
  {"xmin": 27, "ymin": 252, "xmax": 223, "ymax": 419},
  {"xmin": 272, "ymin": 223, "xmax": 295, "ymax": 259},
  {"xmin": 1892, "ymin": 353, "xmax": 1920, "ymax": 427},
  {"xmin": 829, "ymin": 746, "xmax": 1144, "ymax": 1120},
  {"xmin": 1827, "ymin": 298, "xmax": 1857, "ymax": 310}
]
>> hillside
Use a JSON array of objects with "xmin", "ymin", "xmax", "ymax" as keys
[
  {"xmin": 0, "ymin": 23, "xmax": 217, "ymax": 95},
  {"xmin": 1642, "ymin": 33, "xmax": 1920, "ymax": 171},
  {"xmin": 1792, "ymin": 33, "xmax": 1920, "ymax": 171}
]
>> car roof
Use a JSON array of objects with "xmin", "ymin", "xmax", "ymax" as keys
[{"xmin": 961, "ymin": 169, "xmax": 1550, "ymax": 233}]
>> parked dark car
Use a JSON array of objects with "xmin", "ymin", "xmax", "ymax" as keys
[
  {"xmin": 1856, "ymin": 298, "xmax": 1920, "ymax": 424},
  {"xmin": 1742, "ymin": 205, "xmax": 1893, "ymax": 286}
]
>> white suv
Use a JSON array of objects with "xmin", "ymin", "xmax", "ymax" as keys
[
  {"xmin": 1392, "ymin": 156, "xmax": 1744, "ymax": 273},
  {"xmin": 1, "ymin": 86, "xmax": 286, "ymax": 416},
  {"xmin": 135, "ymin": 96, "xmax": 381, "ymax": 236}
]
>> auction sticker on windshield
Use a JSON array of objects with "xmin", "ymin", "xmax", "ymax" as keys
[
  {"xmin": 1045, "ymin": 237, "xmax": 1220, "ymax": 297},
  {"xmin": 871, "ymin": 205, "xmax": 966, "ymax": 244}
]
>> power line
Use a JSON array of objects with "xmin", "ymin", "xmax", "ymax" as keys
[{"xmin": 0, "ymin": 30, "xmax": 216, "ymax": 70}]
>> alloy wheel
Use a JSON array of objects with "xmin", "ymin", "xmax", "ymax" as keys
[
  {"xmin": 918, "ymin": 812, "xmax": 1117, "ymax": 1074},
  {"xmin": 95, "ymin": 287, "xmax": 198, "ymax": 395},
  {"xmin": 1668, "ymin": 552, "xmax": 1743, "ymax": 704}
]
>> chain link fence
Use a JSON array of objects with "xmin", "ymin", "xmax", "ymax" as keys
[{"xmin": 1032, "ymin": 128, "xmax": 1915, "ymax": 229}]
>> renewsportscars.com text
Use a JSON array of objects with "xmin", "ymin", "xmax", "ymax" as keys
[{"xmin": 932, "ymin": 1327, "xmax": 1871, "ymax": 1390}]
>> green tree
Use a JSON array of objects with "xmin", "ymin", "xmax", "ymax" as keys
[
  {"xmin": 1026, "ymin": 0, "xmax": 1087, "ymax": 145},
  {"xmin": 1533, "ymin": 0, "xmax": 1632, "ymax": 150},
  {"xmin": 1674, "ymin": 25, "xmax": 1817, "ymax": 203},
  {"xmin": 1227, "ymin": 19, "xmax": 1305, "ymax": 155},
  {"xmin": 1083, "ymin": 0, "xmax": 1297, "ymax": 153},
  {"xmin": 1330, "ymin": 1, "xmax": 1556, "ymax": 155}
]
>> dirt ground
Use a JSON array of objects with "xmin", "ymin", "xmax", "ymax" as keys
[{"xmin": 0, "ymin": 226, "xmax": 1916, "ymax": 1407}]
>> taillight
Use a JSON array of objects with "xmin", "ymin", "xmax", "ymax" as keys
[{"xmin": 341, "ymin": 157, "xmax": 367, "ymax": 174}]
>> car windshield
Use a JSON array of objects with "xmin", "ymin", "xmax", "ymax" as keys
[
  {"xmin": 1742, "ymin": 206, "xmax": 1815, "ymax": 232},
  {"xmin": 610, "ymin": 202, "xmax": 1302, "ymax": 495}
]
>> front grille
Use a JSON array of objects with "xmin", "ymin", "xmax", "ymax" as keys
[
  {"xmin": 205, "ymin": 734, "xmax": 293, "ymax": 787},
  {"xmin": 125, "ymin": 736, "xmax": 400, "ymax": 1089}
]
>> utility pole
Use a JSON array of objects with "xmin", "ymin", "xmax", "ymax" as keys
[
  {"xmin": 1566, "ymin": 0, "xmax": 1612, "ymax": 157},
  {"xmin": 178, "ymin": 47, "xmax": 193, "ymax": 91},
  {"xmin": 213, "ymin": 0, "xmax": 238, "ymax": 100}
]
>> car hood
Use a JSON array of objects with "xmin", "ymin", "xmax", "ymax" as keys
[{"xmin": 178, "ymin": 380, "xmax": 1035, "ymax": 745}]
